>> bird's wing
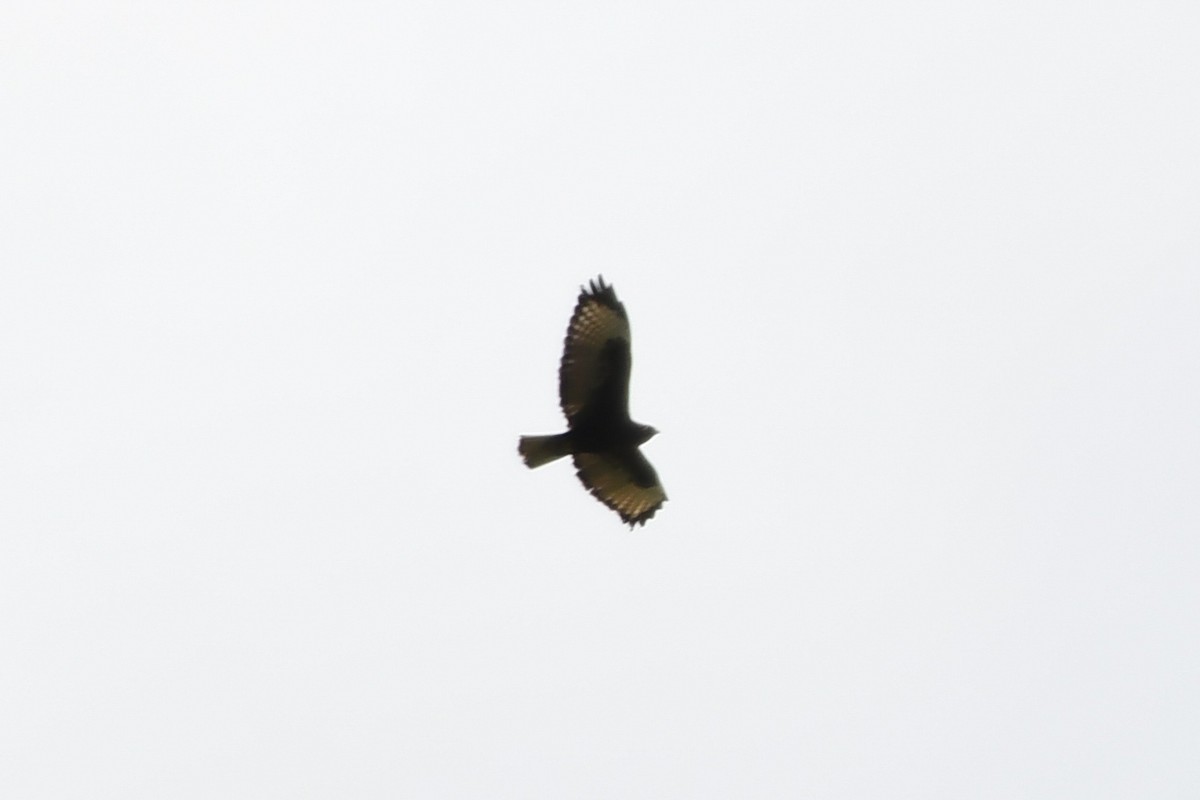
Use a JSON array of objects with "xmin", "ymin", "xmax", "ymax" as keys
[
  {"xmin": 572, "ymin": 448, "xmax": 666, "ymax": 527},
  {"xmin": 559, "ymin": 277, "xmax": 632, "ymax": 423}
]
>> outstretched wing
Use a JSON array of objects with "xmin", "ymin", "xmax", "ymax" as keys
[
  {"xmin": 573, "ymin": 448, "xmax": 667, "ymax": 527},
  {"xmin": 559, "ymin": 277, "xmax": 632, "ymax": 424}
]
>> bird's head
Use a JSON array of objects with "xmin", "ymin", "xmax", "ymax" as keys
[{"xmin": 636, "ymin": 424, "xmax": 659, "ymax": 445}]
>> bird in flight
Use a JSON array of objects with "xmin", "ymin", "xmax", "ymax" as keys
[{"xmin": 519, "ymin": 277, "xmax": 666, "ymax": 527}]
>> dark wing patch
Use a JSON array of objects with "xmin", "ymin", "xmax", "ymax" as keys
[
  {"xmin": 559, "ymin": 277, "xmax": 632, "ymax": 422},
  {"xmin": 572, "ymin": 448, "xmax": 667, "ymax": 527}
]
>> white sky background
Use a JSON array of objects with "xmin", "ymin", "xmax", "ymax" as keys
[{"xmin": 3, "ymin": 2, "xmax": 1198, "ymax": 797}]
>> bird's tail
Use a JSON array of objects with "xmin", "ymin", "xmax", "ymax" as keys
[{"xmin": 518, "ymin": 433, "xmax": 572, "ymax": 468}]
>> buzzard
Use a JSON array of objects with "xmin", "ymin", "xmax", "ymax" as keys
[{"xmin": 518, "ymin": 277, "xmax": 666, "ymax": 527}]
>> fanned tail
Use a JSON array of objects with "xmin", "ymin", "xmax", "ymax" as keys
[{"xmin": 518, "ymin": 434, "xmax": 571, "ymax": 468}]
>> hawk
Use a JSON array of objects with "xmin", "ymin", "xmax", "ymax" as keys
[{"xmin": 518, "ymin": 277, "xmax": 666, "ymax": 527}]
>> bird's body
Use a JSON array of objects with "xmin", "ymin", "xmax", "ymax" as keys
[{"xmin": 518, "ymin": 277, "xmax": 666, "ymax": 527}]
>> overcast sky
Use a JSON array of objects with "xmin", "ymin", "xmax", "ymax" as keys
[{"xmin": 4, "ymin": 3, "xmax": 1198, "ymax": 798}]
